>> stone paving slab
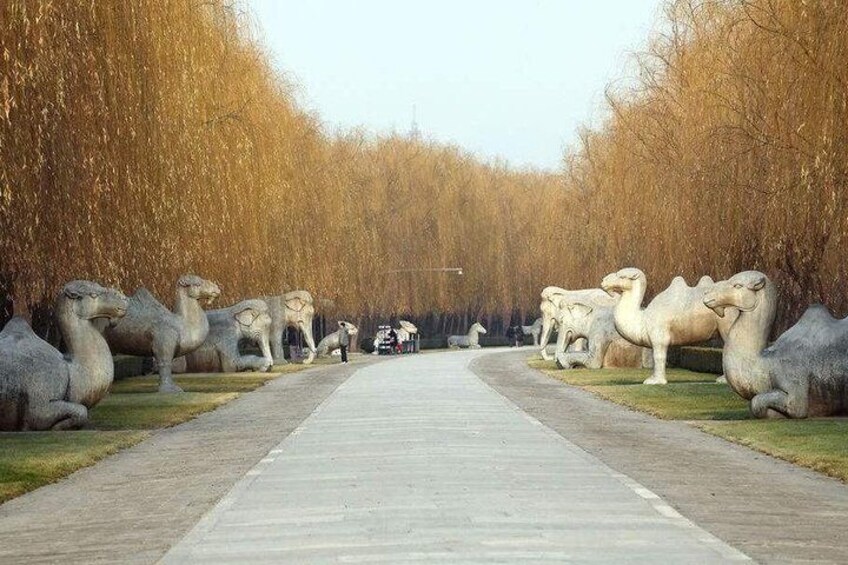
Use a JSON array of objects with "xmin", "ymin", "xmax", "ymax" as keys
[
  {"xmin": 472, "ymin": 349, "xmax": 848, "ymax": 564},
  {"xmin": 162, "ymin": 349, "xmax": 748, "ymax": 564},
  {"xmin": 0, "ymin": 360, "xmax": 369, "ymax": 564}
]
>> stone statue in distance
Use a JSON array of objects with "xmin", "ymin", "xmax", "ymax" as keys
[{"xmin": 448, "ymin": 322, "xmax": 487, "ymax": 349}]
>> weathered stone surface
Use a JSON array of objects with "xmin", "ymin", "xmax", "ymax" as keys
[
  {"xmin": 538, "ymin": 287, "xmax": 614, "ymax": 360},
  {"xmin": 0, "ymin": 281, "xmax": 128, "ymax": 430},
  {"xmin": 705, "ymin": 270, "xmax": 848, "ymax": 418},
  {"xmin": 554, "ymin": 297, "xmax": 645, "ymax": 369},
  {"xmin": 175, "ymin": 299, "xmax": 273, "ymax": 373},
  {"xmin": 316, "ymin": 320, "xmax": 359, "ymax": 357},
  {"xmin": 602, "ymin": 268, "xmax": 735, "ymax": 385},
  {"xmin": 105, "ymin": 275, "xmax": 220, "ymax": 393},
  {"xmin": 447, "ymin": 322, "xmax": 486, "ymax": 348},
  {"xmin": 266, "ymin": 290, "xmax": 317, "ymax": 365}
]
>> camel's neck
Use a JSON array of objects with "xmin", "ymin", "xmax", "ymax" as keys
[
  {"xmin": 722, "ymin": 292, "xmax": 776, "ymax": 399},
  {"xmin": 613, "ymin": 283, "xmax": 648, "ymax": 345},
  {"xmin": 60, "ymin": 309, "xmax": 114, "ymax": 408},
  {"xmin": 175, "ymin": 289, "xmax": 209, "ymax": 349}
]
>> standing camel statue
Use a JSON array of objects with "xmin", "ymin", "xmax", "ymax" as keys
[
  {"xmin": 0, "ymin": 281, "xmax": 128, "ymax": 431},
  {"xmin": 448, "ymin": 322, "xmax": 487, "ymax": 349},
  {"xmin": 601, "ymin": 267, "xmax": 736, "ymax": 385},
  {"xmin": 704, "ymin": 271, "xmax": 848, "ymax": 418},
  {"xmin": 105, "ymin": 275, "xmax": 220, "ymax": 393}
]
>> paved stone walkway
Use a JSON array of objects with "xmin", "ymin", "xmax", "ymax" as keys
[
  {"xmin": 472, "ymin": 350, "xmax": 848, "ymax": 564},
  {"xmin": 0, "ymin": 360, "xmax": 368, "ymax": 564},
  {"xmin": 162, "ymin": 350, "xmax": 748, "ymax": 563}
]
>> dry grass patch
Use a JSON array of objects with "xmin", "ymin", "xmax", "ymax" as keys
[
  {"xmin": 89, "ymin": 392, "xmax": 239, "ymax": 430},
  {"xmin": 699, "ymin": 420, "xmax": 848, "ymax": 482},
  {"xmin": 0, "ymin": 431, "xmax": 149, "ymax": 504}
]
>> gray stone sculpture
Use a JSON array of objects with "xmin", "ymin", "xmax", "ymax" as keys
[
  {"xmin": 522, "ymin": 318, "xmax": 543, "ymax": 346},
  {"xmin": 704, "ymin": 271, "xmax": 848, "ymax": 418},
  {"xmin": 175, "ymin": 299, "xmax": 273, "ymax": 373},
  {"xmin": 105, "ymin": 275, "xmax": 220, "ymax": 393},
  {"xmin": 448, "ymin": 322, "xmax": 487, "ymax": 349},
  {"xmin": 266, "ymin": 290, "xmax": 317, "ymax": 365},
  {"xmin": 0, "ymin": 281, "xmax": 128, "ymax": 431},
  {"xmin": 316, "ymin": 321, "xmax": 359, "ymax": 357},
  {"xmin": 539, "ymin": 287, "xmax": 615, "ymax": 360},
  {"xmin": 601, "ymin": 268, "xmax": 736, "ymax": 385},
  {"xmin": 554, "ymin": 298, "xmax": 645, "ymax": 369}
]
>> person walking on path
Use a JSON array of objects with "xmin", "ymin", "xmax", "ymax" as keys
[{"xmin": 338, "ymin": 321, "xmax": 350, "ymax": 364}]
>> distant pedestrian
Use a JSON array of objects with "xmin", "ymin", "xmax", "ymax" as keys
[{"xmin": 338, "ymin": 321, "xmax": 350, "ymax": 364}]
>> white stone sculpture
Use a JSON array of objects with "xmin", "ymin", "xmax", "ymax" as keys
[
  {"xmin": 522, "ymin": 317, "xmax": 543, "ymax": 346},
  {"xmin": 601, "ymin": 268, "xmax": 736, "ymax": 385},
  {"xmin": 0, "ymin": 281, "xmax": 128, "ymax": 430},
  {"xmin": 448, "ymin": 322, "xmax": 487, "ymax": 349},
  {"xmin": 704, "ymin": 271, "xmax": 848, "ymax": 418},
  {"xmin": 554, "ymin": 297, "xmax": 646, "ymax": 369},
  {"xmin": 266, "ymin": 290, "xmax": 317, "ymax": 365},
  {"xmin": 316, "ymin": 321, "xmax": 359, "ymax": 357},
  {"xmin": 538, "ymin": 287, "xmax": 616, "ymax": 360},
  {"xmin": 104, "ymin": 275, "xmax": 220, "ymax": 393},
  {"xmin": 175, "ymin": 299, "xmax": 273, "ymax": 373}
]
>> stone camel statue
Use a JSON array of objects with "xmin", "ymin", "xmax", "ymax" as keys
[
  {"xmin": 266, "ymin": 290, "xmax": 317, "ymax": 365},
  {"xmin": 316, "ymin": 321, "xmax": 359, "ymax": 357},
  {"xmin": 704, "ymin": 271, "xmax": 848, "ymax": 418},
  {"xmin": 539, "ymin": 287, "xmax": 616, "ymax": 360},
  {"xmin": 0, "ymin": 281, "xmax": 128, "ymax": 431},
  {"xmin": 174, "ymin": 299, "xmax": 273, "ymax": 373},
  {"xmin": 601, "ymin": 267, "xmax": 737, "ymax": 385},
  {"xmin": 448, "ymin": 322, "xmax": 487, "ymax": 349},
  {"xmin": 104, "ymin": 275, "xmax": 220, "ymax": 393},
  {"xmin": 521, "ymin": 317, "xmax": 543, "ymax": 346},
  {"xmin": 554, "ymin": 297, "xmax": 645, "ymax": 370}
]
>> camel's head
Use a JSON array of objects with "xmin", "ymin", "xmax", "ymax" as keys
[
  {"xmin": 703, "ymin": 271, "xmax": 768, "ymax": 318},
  {"xmin": 338, "ymin": 320, "xmax": 359, "ymax": 336},
  {"xmin": 59, "ymin": 280, "xmax": 129, "ymax": 326},
  {"xmin": 178, "ymin": 274, "xmax": 221, "ymax": 305},
  {"xmin": 556, "ymin": 301, "xmax": 594, "ymax": 345},
  {"xmin": 233, "ymin": 299, "xmax": 273, "ymax": 369},
  {"xmin": 470, "ymin": 322, "xmax": 487, "ymax": 334},
  {"xmin": 601, "ymin": 268, "xmax": 645, "ymax": 296}
]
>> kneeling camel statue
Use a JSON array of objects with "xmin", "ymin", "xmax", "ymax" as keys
[
  {"xmin": 0, "ymin": 281, "xmax": 128, "ymax": 431},
  {"xmin": 704, "ymin": 271, "xmax": 848, "ymax": 419}
]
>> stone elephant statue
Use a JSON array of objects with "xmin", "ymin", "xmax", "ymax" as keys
[
  {"xmin": 174, "ymin": 299, "xmax": 273, "ymax": 373},
  {"xmin": 266, "ymin": 290, "xmax": 317, "ymax": 365}
]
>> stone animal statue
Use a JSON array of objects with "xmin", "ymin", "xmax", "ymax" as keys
[
  {"xmin": 704, "ymin": 271, "xmax": 848, "ymax": 418},
  {"xmin": 601, "ymin": 268, "xmax": 736, "ymax": 385},
  {"xmin": 521, "ymin": 318, "xmax": 543, "ymax": 346},
  {"xmin": 104, "ymin": 275, "xmax": 220, "ymax": 393},
  {"xmin": 266, "ymin": 290, "xmax": 317, "ymax": 365},
  {"xmin": 448, "ymin": 322, "xmax": 487, "ymax": 349},
  {"xmin": 372, "ymin": 320, "xmax": 418, "ymax": 353},
  {"xmin": 539, "ymin": 287, "xmax": 616, "ymax": 360},
  {"xmin": 0, "ymin": 281, "xmax": 128, "ymax": 431},
  {"xmin": 174, "ymin": 299, "xmax": 273, "ymax": 373},
  {"xmin": 316, "ymin": 321, "xmax": 359, "ymax": 357},
  {"xmin": 554, "ymin": 298, "xmax": 645, "ymax": 369}
]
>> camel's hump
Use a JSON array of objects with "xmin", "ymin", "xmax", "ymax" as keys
[
  {"xmin": 770, "ymin": 304, "xmax": 848, "ymax": 353},
  {"xmin": 0, "ymin": 317, "xmax": 65, "ymax": 368},
  {"xmin": 128, "ymin": 287, "xmax": 171, "ymax": 316}
]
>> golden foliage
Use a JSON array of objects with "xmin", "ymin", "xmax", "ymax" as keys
[{"xmin": 2, "ymin": 0, "xmax": 846, "ymax": 334}]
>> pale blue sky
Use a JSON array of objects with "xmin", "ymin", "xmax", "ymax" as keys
[{"xmin": 245, "ymin": 0, "xmax": 662, "ymax": 170}]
